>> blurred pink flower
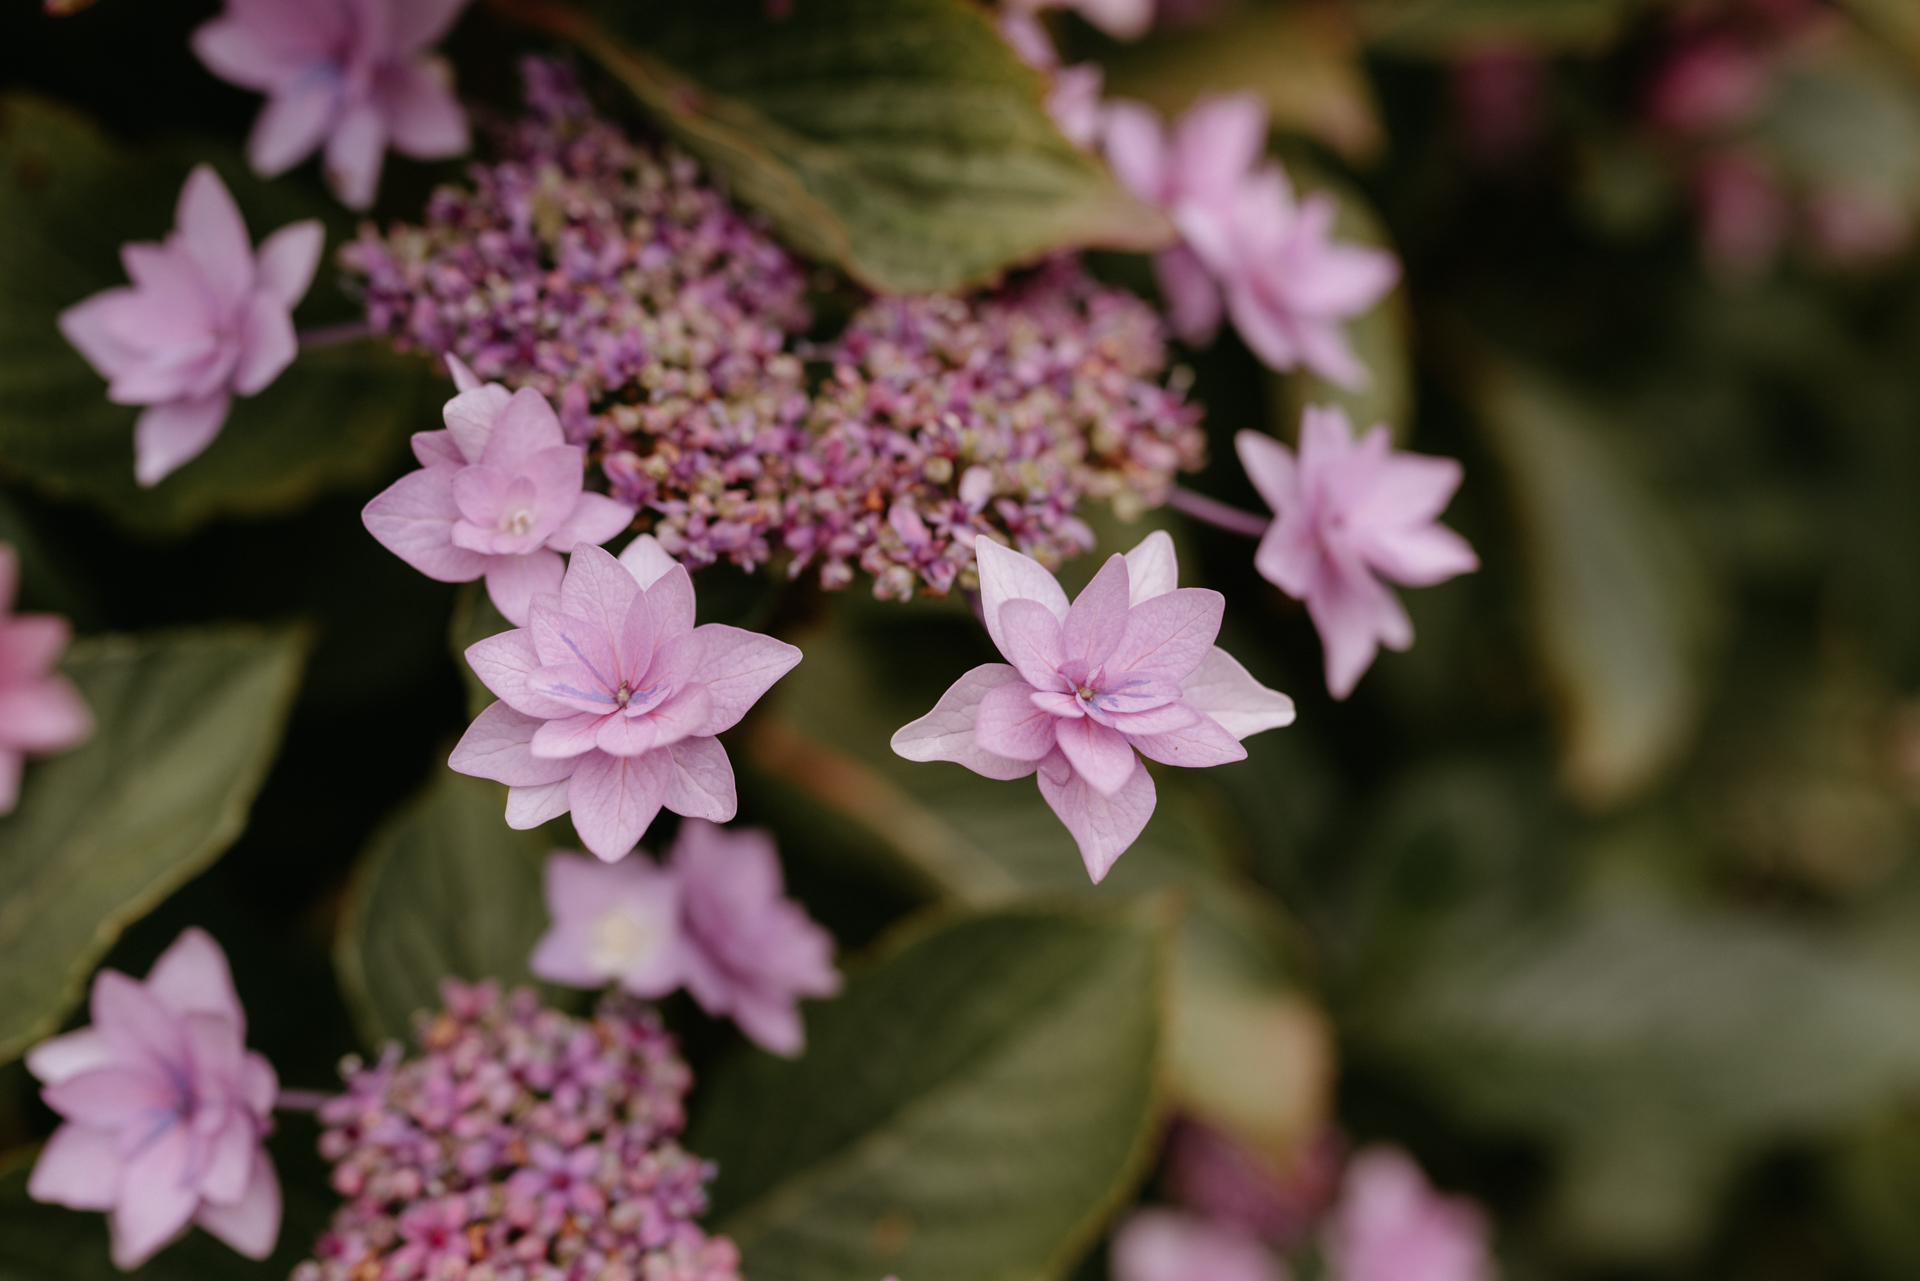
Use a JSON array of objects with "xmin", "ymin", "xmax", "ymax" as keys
[
  {"xmin": 669, "ymin": 819, "xmax": 841, "ymax": 1056},
  {"xmin": 58, "ymin": 165, "xmax": 322, "ymax": 486},
  {"xmin": 1163, "ymin": 1118, "xmax": 1342, "ymax": 1246},
  {"xmin": 1006, "ymin": 0, "xmax": 1154, "ymax": 40},
  {"xmin": 1112, "ymin": 1209, "xmax": 1284, "ymax": 1281},
  {"xmin": 0, "ymin": 544, "xmax": 91, "ymax": 814},
  {"xmin": 193, "ymin": 0, "xmax": 471, "ymax": 209},
  {"xmin": 1237, "ymin": 409, "xmax": 1477, "ymax": 699},
  {"xmin": 361, "ymin": 358, "xmax": 634, "ymax": 625},
  {"xmin": 1323, "ymin": 1147, "xmax": 1493, "ymax": 1281},
  {"xmin": 892, "ymin": 532, "xmax": 1293, "ymax": 881},
  {"xmin": 450, "ymin": 537, "xmax": 802, "ymax": 861},
  {"xmin": 26, "ymin": 928, "xmax": 280, "ymax": 1270},
  {"xmin": 1647, "ymin": 35, "xmax": 1772, "ymax": 135},
  {"xmin": 1048, "ymin": 63, "xmax": 1108, "ymax": 148},
  {"xmin": 530, "ymin": 850, "xmax": 685, "ymax": 996},
  {"xmin": 1449, "ymin": 44, "xmax": 1547, "ymax": 163},
  {"xmin": 1694, "ymin": 149, "xmax": 1791, "ymax": 277},
  {"xmin": 1805, "ymin": 185, "xmax": 1911, "ymax": 264}
]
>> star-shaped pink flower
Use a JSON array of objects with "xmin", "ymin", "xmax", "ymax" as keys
[
  {"xmin": 363, "ymin": 358, "xmax": 635, "ymax": 626},
  {"xmin": 1237, "ymin": 408, "xmax": 1478, "ymax": 700},
  {"xmin": 26, "ymin": 928, "xmax": 281, "ymax": 1269},
  {"xmin": 1323, "ymin": 1147, "xmax": 1494, "ymax": 1281},
  {"xmin": 58, "ymin": 165, "xmax": 323, "ymax": 486},
  {"xmin": 192, "ymin": 0, "xmax": 472, "ymax": 210},
  {"xmin": 0, "ymin": 544, "xmax": 92, "ymax": 814},
  {"xmin": 892, "ymin": 532, "xmax": 1294, "ymax": 881},
  {"xmin": 450, "ymin": 537, "xmax": 803, "ymax": 861}
]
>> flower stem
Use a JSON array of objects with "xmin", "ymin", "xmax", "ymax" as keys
[
  {"xmin": 1167, "ymin": 486, "xmax": 1271, "ymax": 539},
  {"xmin": 298, "ymin": 320, "xmax": 371, "ymax": 349}
]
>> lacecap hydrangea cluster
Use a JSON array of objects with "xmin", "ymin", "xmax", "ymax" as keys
[
  {"xmin": 345, "ymin": 59, "xmax": 1203, "ymax": 599},
  {"xmin": 294, "ymin": 981, "xmax": 738, "ymax": 1281}
]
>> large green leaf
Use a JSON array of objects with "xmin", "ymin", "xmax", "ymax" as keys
[
  {"xmin": 509, "ymin": 0, "xmax": 1170, "ymax": 292},
  {"xmin": 0, "ymin": 94, "xmax": 434, "ymax": 533},
  {"xmin": 690, "ymin": 906, "xmax": 1163, "ymax": 1281},
  {"xmin": 335, "ymin": 766, "xmax": 562, "ymax": 1048},
  {"xmin": 1476, "ymin": 361, "xmax": 1722, "ymax": 809},
  {"xmin": 0, "ymin": 626, "xmax": 308, "ymax": 1062}
]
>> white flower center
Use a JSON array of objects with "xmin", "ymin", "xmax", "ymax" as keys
[
  {"xmin": 588, "ymin": 905, "xmax": 662, "ymax": 973},
  {"xmin": 501, "ymin": 506, "xmax": 535, "ymax": 537}
]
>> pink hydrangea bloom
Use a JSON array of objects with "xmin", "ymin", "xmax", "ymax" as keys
[
  {"xmin": 0, "ymin": 544, "xmax": 92, "ymax": 814},
  {"xmin": 362, "ymin": 359, "xmax": 635, "ymax": 625},
  {"xmin": 1236, "ymin": 409, "xmax": 1477, "ymax": 700},
  {"xmin": 57, "ymin": 165, "xmax": 323, "ymax": 486},
  {"xmin": 1105, "ymin": 97, "xmax": 1397, "ymax": 386},
  {"xmin": 891, "ymin": 532, "xmax": 1294, "ymax": 881},
  {"xmin": 1323, "ymin": 1147, "xmax": 1493, "ymax": 1281},
  {"xmin": 669, "ymin": 819, "xmax": 842, "ymax": 1056},
  {"xmin": 26, "ymin": 928, "xmax": 281, "ymax": 1270},
  {"xmin": 450, "ymin": 537, "xmax": 803, "ymax": 861},
  {"xmin": 1111, "ymin": 1209, "xmax": 1284, "ymax": 1281},
  {"xmin": 192, "ymin": 0, "xmax": 471, "ymax": 210},
  {"xmin": 530, "ymin": 850, "xmax": 684, "ymax": 997}
]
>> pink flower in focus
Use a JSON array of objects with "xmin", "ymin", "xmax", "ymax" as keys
[
  {"xmin": 193, "ymin": 0, "xmax": 471, "ymax": 209},
  {"xmin": 58, "ymin": 165, "xmax": 323, "ymax": 486},
  {"xmin": 1237, "ymin": 409, "xmax": 1477, "ymax": 699},
  {"xmin": 530, "ymin": 851, "xmax": 685, "ymax": 996},
  {"xmin": 0, "ymin": 544, "xmax": 91, "ymax": 814},
  {"xmin": 450, "ymin": 537, "xmax": 803, "ymax": 861},
  {"xmin": 1323, "ymin": 1147, "xmax": 1493, "ymax": 1281},
  {"xmin": 669, "ymin": 820, "xmax": 841, "ymax": 1056},
  {"xmin": 892, "ymin": 532, "xmax": 1294, "ymax": 881},
  {"xmin": 26, "ymin": 928, "xmax": 281, "ymax": 1269},
  {"xmin": 361, "ymin": 358, "xmax": 635, "ymax": 626},
  {"xmin": 1111, "ymin": 1209, "xmax": 1285, "ymax": 1281}
]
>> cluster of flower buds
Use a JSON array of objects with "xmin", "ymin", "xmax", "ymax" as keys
[{"xmin": 296, "ymin": 981, "xmax": 740, "ymax": 1281}]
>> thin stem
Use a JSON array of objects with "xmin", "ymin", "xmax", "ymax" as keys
[
  {"xmin": 275, "ymin": 1088, "xmax": 335, "ymax": 1112},
  {"xmin": 298, "ymin": 320, "xmax": 371, "ymax": 350},
  {"xmin": 1167, "ymin": 486, "xmax": 1271, "ymax": 539}
]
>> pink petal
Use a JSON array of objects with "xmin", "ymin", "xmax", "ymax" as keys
[
  {"xmin": 557, "ymin": 545, "xmax": 642, "ymax": 653},
  {"xmin": 480, "ymin": 387, "xmax": 567, "ymax": 471},
  {"xmin": 1180, "ymin": 648, "xmax": 1295, "ymax": 740},
  {"xmin": 663, "ymin": 735, "xmax": 737, "ymax": 822},
  {"xmin": 362, "ymin": 466, "xmax": 486, "ymax": 582},
  {"xmin": 974, "ymin": 680, "xmax": 1057, "ymax": 761},
  {"xmin": 1293, "ymin": 315, "xmax": 1369, "ymax": 389},
  {"xmin": 464, "ymin": 628, "xmax": 561, "ymax": 716},
  {"xmin": 1074, "ymin": 0, "xmax": 1153, "ymax": 37},
  {"xmin": 997, "ymin": 597, "xmax": 1067, "ymax": 692},
  {"xmin": 229, "ymin": 288, "xmax": 297, "ymax": 396},
  {"xmin": 192, "ymin": 0, "xmax": 349, "ymax": 91},
  {"xmin": 25, "ymin": 1028, "xmax": 112, "ymax": 1086},
  {"xmin": 640, "ymin": 562, "xmax": 697, "ymax": 646},
  {"xmin": 194, "ymin": 1150, "xmax": 280, "ymax": 1260},
  {"xmin": 1170, "ymin": 94, "xmax": 1269, "ymax": 210},
  {"xmin": 254, "ymin": 219, "xmax": 324, "ymax": 309},
  {"xmin": 505, "ymin": 779, "xmax": 571, "ymax": 828},
  {"xmin": 1036, "ymin": 748, "xmax": 1156, "ymax": 883},
  {"xmin": 727, "ymin": 994, "xmax": 807, "ymax": 1059},
  {"xmin": 58, "ymin": 289, "xmax": 144, "ymax": 383},
  {"xmin": 109, "ymin": 1123, "xmax": 199, "ymax": 1269},
  {"xmin": 617, "ymin": 533, "xmax": 679, "ymax": 588},
  {"xmin": 1108, "ymin": 588, "xmax": 1224, "ymax": 682},
  {"xmin": 1234, "ymin": 431, "xmax": 1297, "ymax": 519},
  {"xmin": 450, "ymin": 463, "xmax": 509, "ymax": 529},
  {"xmin": 547, "ymin": 491, "xmax": 635, "ymax": 553},
  {"xmin": 1105, "ymin": 699, "xmax": 1201, "ymax": 736},
  {"xmin": 0, "ymin": 678, "xmax": 93, "ymax": 754},
  {"xmin": 1153, "ymin": 245, "xmax": 1224, "ymax": 344},
  {"xmin": 27, "ymin": 1123, "xmax": 123, "ymax": 1210},
  {"xmin": 446, "ymin": 353, "xmax": 482, "ymax": 392},
  {"xmin": 1128, "ymin": 710, "xmax": 1247, "ymax": 769},
  {"xmin": 1123, "ymin": 531, "xmax": 1180, "ymax": 604},
  {"xmin": 1307, "ymin": 558, "xmax": 1411, "ymax": 699},
  {"xmin": 173, "ymin": 166, "xmax": 254, "ymax": 315},
  {"xmin": 89, "ymin": 972, "xmax": 185, "ymax": 1070},
  {"xmin": 532, "ymin": 712, "xmax": 607, "ymax": 760},
  {"xmin": 1061, "ymin": 553, "xmax": 1131, "ymax": 669},
  {"xmin": 135, "ymin": 393, "xmax": 231, "ymax": 487},
  {"xmin": 376, "ymin": 58, "xmax": 469, "ymax": 159},
  {"xmin": 681, "ymin": 625, "xmax": 802, "ymax": 736},
  {"xmin": 639, "ymin": 683, "xmax": 712, "ymax": 750},
  {"xmin": 192, "ymin": 1105, "xmax": 256, "ymax": 1205},
  {"xmin": 144, "ymin": 928, "xmax": 243, "ymax": 1028},
  {"xmin": 449, "ymin": 700, "xmax": 577, "ymax": 787},
  {"xmin": 483, "ymin": 549, "xmax": 565, "ymax": 628},
  {"xmin": 443, "ymin": 383, "xmax": 512, "ymax": 463},
  {"xmin": 975, "ymin": 538, "xmax": 1070, "ymax": 663},
  {"xmin": 323, "ymin": 99, "xmax": 387, "ymax": 210},
  {"xmin": 1102, "ymin": 99, "xmax": 1168, "ymax": 201},
  {"xmin": 889, "ymin": 663, "xmax": 1044, "ymax": 782},
  {"xmin": 567, "ymin": 749, "xmax": 672, "ymax": 862},
  {"xmin": 1225, "ymin": 277, "xmax": 1305, "ymax": 374},
  {"xmin": 1364, "ymin": 521, "xmax": 1479, "ymax": 588},
  {"xmin": 389, "ymin": 0, "xmax": 470, "ymax": 53},
  {"xmin": 42, "ymin": 1065, "xmax": 175, "ymax": 1128},
  {"xmin": 1053, "ymin": 717, "xmax": 1139, "ymax": 797},
  {"xmin": 1113, "ymin": 1210, "xmax": 1280, "ymax": 1281},
  {"xmin": 540, "ymin": 851, "xmax": 623, "ymax": 929},
  {"xmin": 594, "ymin": 710, "xmax": 661, "ymax": 758},
  {"xmin": 246, "ymin": 75, "xmax": 345, "ymax": 176}
]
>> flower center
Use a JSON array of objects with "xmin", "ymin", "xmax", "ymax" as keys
[
  {"xmin": 501, "ymin": 507, "xmax": 535, "ymax": 537},
  {"xmin": 589, "ymin": 907, "xmax": 661, "ymax": 972}
]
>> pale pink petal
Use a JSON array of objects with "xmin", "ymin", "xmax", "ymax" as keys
[
  {"xmin": 143, "ymin": 927, "xmax": 243, "ymax": 1027},
  {"xmin": 479, "ymin": 387, "xmax": 568, "ymax": 471},
  {"xmin": 90, "ymin": 972, "xmax": 186, "ymax": 1068},
  {"xmin": 1061, "ymin": 553, "xmax": 1131, "ymax": 668},
  {"xmin": 1226, "ymin": 280, "xmax": 1304, "ymax": 373},
  {"xmin": 975, "ymin": 538, "xmax": 1070, "ymax": 661},
  {"xmin": 558, "ymin": 545, "xmax": 642, "ymax": 650},
  {"xmin": 25, "ymin": 1029, "xmax": 112, "ymax": 1086},
  {"xmin": 1180, "ymin": 648, "xmax": 1295, "ymax": 740},
  {"xmin": 449, "ymin": 700, "xmax": 577, "ymax": 787},
  {"xmin": 532, "ymin": 712, "xmax": 607, "ymax": 760},
  {"xmin": 1169, "ymin": 94, "xmax": 1269, "ymax": 209},
  {"xmin": 1235, "ymin": 431, "xmax": 1297, "ymax": 518},
  {"xmin": 1108, "ymin": 588, "xmax": 1223, "ymax": 681},
  {"xmin": 109, "ymin": 1123, "xmax": 198, "ymax": 1269},
  {"xmin": 593, "ymin": 711, "xmax": 660, "ymax": 758},
  {"xmin": 254, "ymin": 219, "xmax": 325, "ymax": 309},
  {"xmin": 505, "ymin": 779, "xmax": 572, "ymax": 828},
  {"xmin": 1128, "ymin": 710, "xmax": 1247, "ymax": 769},
  {"xmin": 0, "ymin": 679, "xmax": 93, "ymax": 754},
  {"xmin": 0, "ymin": 614, "xmax": 69, "ymax": 678},
  {"xmin": 194, "ymin": 1150, "xmax": 280, "ymax": 1260},
  {"xmin": 246, "ymin": 76, "xmax": 345, "ymax": 177},
  {"xmin": 445, "ymin": 353, "xmax": 482, "ymax": 393},
  {"xmin": 1053, "ymin": 717, "xmax": 1139, "ymax": 797},
  {"xmin": 43, "ymin": 1066, "xmax": 177, "ymax": 1127},
  {"xmin": 483, "ymin": 549, "xmax": 566, "ymax": 628},
  {"xmin": 998, "ymin": 597, "xmax": 1068, "ymax": 692},
  {"xmin": 1103, "ymin": 699, "xmax": 1199, "ymax": 736},
  {"xmin": 617, "ymin": 533, "xmax": 679, "ymax": 588},
  {"xmin": 376, "ymin": 58, "xmax": 469, "ymax": 159},
  {"xmin": 1293, "ymin": 315, "xmax": 1369, "ymax": 389},
  {"xmin": 546, "ymin": 492, "xmax": 635, "ymax": 552},
  {"xmin": 1047, "ymin": 64, "xmax": 1106, "ymax": 150},
  {"xmin": 998, "ymin": 10, "xmax": 1059, "ymax": 70},
  {"xmin": 1365, "ymin": 522, "xmax": 1479, "ymax": 587},
  {"xmin": 362, "ymin": 466, "xmax": 488, "ymax": 582},
  {"xmin": 26, "ymin": 1124, "xmax": 123, "ymax": 1210},
  {"xmin": 640, "ymin": 562, "xmax": 697, "ymax": 644},
  {"xmin": 1036, "ymin": 748, "xmax": 1156, "ymax": 883},
  {"xmin": 1102, "ymin": 100, "xmax": 1168, "ymax": 201},
  {"xmin": 192, "ymin": 1106, "xmax": 256, "ymax": 1204},
  {"xmin": 58, "ymin": 289, "xmax": 144, "ymax": 383},
  {"xmin": 390, "ymin": 0, "xmax": 470, "ymax": 53},
  {"xmin": 324, "ymin": 100, "xmax": 387, "ymax": 210},
  {"xmin": 973, "ymin": 681, "xmax": 1056, "ymax": 761},
  {"xmin": 567, "ymin": 749, "xmax": 671, "ymax": 862},
  {"xmin": 1153, "ymin": 245, "xmax": 1224, "ymax": 344},
  {"xmin": 1325, "ymin": 1146, "xmax": 1492, "ymax": 1281},
  {"xmin": 134, "ymin": 392, "xmax": 231, "ymax": 487},
  {"xmin": 1308, "ymin": 560, "xmax": 1411, "ymax": 700},
  {"xmin": 727, "ymin": 994, "xmax": 807, "ymax": 1058},
  {"xmin": 173, "ymin": 166, "xmax": 254, "ymax": 314},
  {"xmin": 443, "ymin": 383, "xmax": 512, "ymax": 463},
  {"xmin": 463, "ymin": 627, "xmax": 571, "ymax": 718},
  {"xmin": 638, "ymin": 684, "xmax": 712, "ymax": 750},
  {"xmin": 1123, "ymin": 530, "xmax": 1181, "ymax": 604},
  {"xmin": 229, "ymin": 288, "xmax": 297, "ymax": 396},
  {"xmin": 662, "ymin": 735, "xmax": 737, "ymax": 822},
  {"xmin": 1074, "ymin": 0, "xmax": 1153, "ymax": 40},
  {"xmin": 681, "ymin": 625, "xmax": 802, "ymax": 736},
  {"xmin": 192, "ymin": 0, "xmax": 350, "ymax": 89},
  {"xmin": 889, "ymin": 663, "xmax": 1043, "ymax": 782},
  {"xmin": 1113, "ymin": 1209, "xmax": 1281, "ymax": 1281}
]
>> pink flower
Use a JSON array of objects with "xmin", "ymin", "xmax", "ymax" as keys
[
  {"xmin": 1237, "ymin": 409, "xmax": 1477, "ymax": 700},
  {"xmin": 1647, "ymin": 34, "xmax": 1772, "ymax": 135},
  {"xmin": 450, "ymin": 537, "xmax": 803, "ymax": 862},
  {"xmin": 1323, "ymin": 1147, "xmax": 1493, "ymax": 1281},
  {"xmin": 57, "ymin": 165, "xmax": 323, "ymax": 486},
  {"xmin": 192, "ymin": 0, "xmax": 471, "ymax": 210},
  {"xmin": 1104, "ymin": 98, "xmax": 1398, "ymax": 386},
  {"xmin": 0, "ymin": 544, "xmax": 92, "ymax": 814},
  {"xmin": 1048, "ymin": 63, "xmax": 1108, "ymax": 149},
  {"xmin": 1111, "ymin": 1209, "xmax": 1284, "ymax": 1281},
  {"xmin": 1162, "ymin": 1119, "xmax": 1342, "ymax": 1246},
  {"xmin": 362, "ymin": 359, "xmax": 635, "ymax": 626},
  {"xmin": 530, "ymin": 850, "xmax": 684, "ymax": 996},
  {"xmin": 1006, "ymin": 0, "xmax": 1155, "ymax": 40},
  {"xmin": 25, "ymin": 928, "xmax": 281, "ymax": 1270},
  {"xmin": 669, "ymin": 820, "xmax": 841, "ymax": 1056},
  {"xmin": 891, "ymin": 532, "xmax": 1294, "ymax": 881},
  {"xmin": 1693, "ymin": 149, "xmax": 1790, "ymax": 278}
]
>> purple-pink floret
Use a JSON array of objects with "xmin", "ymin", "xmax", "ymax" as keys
[
  {"xmin": 346, "ymin": 60, "xmax": 1205, "ymax": 599},
  {"xmin": 295, "ymin": 980, "xmax": 738, "ymax": 1281}
]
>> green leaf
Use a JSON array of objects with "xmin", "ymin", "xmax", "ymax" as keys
[
  {"xmin": 0, "ymin": 626, "xmax": 308, "ymax": 1063},
  {"xmin": 0, "ymin": 94, "xmax": 435, "ymax": 534},
  {"xmin": 1354, "ymin": 0, "xmax": 1646, "ymax": 54},
  {"xmin": 520, "ymin": 0, "xmax": 1170, "ymax": 292},
  {"xmin": 336, "ymin": 766, "xmax": 562, "ymax": 1048},
  {"xmin": 689, "ymin": 906, "xmax": 1164, "ymax": 1281},
  {"xmin": 1475, "ymin": 360, "xmax": 1723, "ymax": 809}
]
